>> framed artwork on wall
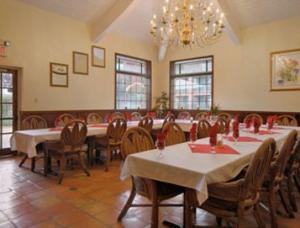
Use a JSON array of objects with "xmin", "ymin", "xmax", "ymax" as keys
[
  {"xmin": 270, "ymin": 48, "xmax": 300, "ymax": 91},
  {"xmin": 91, "ymin": 46, "xmax": 105, "ymax": 68},
  {"xmin": 73, "ymin": 51, "xmax": 89, "ymax": 75},
  {"xmin": 50, "ymin": 62, "xmax": 68, "ymax": 87}
]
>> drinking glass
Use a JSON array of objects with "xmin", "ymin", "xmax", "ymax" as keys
[{"xmin": 156, "ymin": 139, "xmax": 165, "ymax": 158}]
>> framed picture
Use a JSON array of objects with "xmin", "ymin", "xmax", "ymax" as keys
[
  {"xmin": 73, "ymin": 51, "xmax": 89, "ymax": 75},
  {"xmin": 270, "ymin": 48, "xmax": 300, "ymax": 91},
  {"xmin": 91, "ymin": 46, "xmax": 105, "ymax": 68},
  {"xmin": 50, "ymin": 62, "xmax": 68, "ymax": 87}
]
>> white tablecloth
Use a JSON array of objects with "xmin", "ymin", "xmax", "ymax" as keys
[{"xmin": 121, "ymin": 126, "xmax": 299, "ymax": 204}]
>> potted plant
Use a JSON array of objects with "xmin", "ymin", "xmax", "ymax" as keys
[
  {"xmin": 211, "ymin": 104, "xmax": 220, "ymax": 121},
  {"xmin": 154, "ymin": 92, "xmax": 168, "ymax": 118}
]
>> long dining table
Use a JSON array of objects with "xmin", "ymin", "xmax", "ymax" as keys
[
  {"xmin": 10, "ymin": 119, "xmax": 196, "ymax": 159},
  {"xmin": 120, "ymin": 125, "xmax": 300, "ymax": 227}
]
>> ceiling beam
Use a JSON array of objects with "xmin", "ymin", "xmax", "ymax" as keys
[
  {"xmin": 89, "ymin": 0, "xmax": 135, "ymax": 42},
  {"xmin": 214, "ymin": 0, "xmax": 241, "ymax": 45}
]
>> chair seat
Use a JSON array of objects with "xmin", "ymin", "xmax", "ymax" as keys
[
  {"xmin": 95, "ymin": 136, "xmax": 122, "ymax": 148},
  {"xmin": 201, "ymin": 197, "xmax": 238, "ymax": 218},
  {"xmin": 47, "ymin": 142, "xmax": 88, "ymax": 155}
]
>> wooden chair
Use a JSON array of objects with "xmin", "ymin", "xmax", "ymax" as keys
[
  {"xmin": 86, "ymin": 113, "xmax": 103, "ymax": 124},
  {"xmin": 277, "ymin": 115, "xmax": 298, "ymax": 127},
  {"xmin": 162, "ymin": 122, "xmax": 186, "ymax": 146},
  {"xmin": 177, "ymin": 111, "xmax": 191, "ymax": 120},
  {"xmin": 131, "ymin": 112, "xmax": 142, "ymax": 121},
  {"xmin": 19, "ymin": 115, "xmax": 48, "ymax": 172},
  {"xmin": 217, "ymin": 112, "xmax": 231, "ymax": 121},
  {"xmin": 55, "ymin": 113, "xmax": 75, "ymax": 127},
  {"xmin": 44, "ymin": 120, "xmax": 90, "ymax": 184},
  {"xmin": 215, "ymin": 118, "xmax": 227, "ymax": 134},
  {"xmin": 197, "ymin": 119, "xmax": 211, "ymax": 139},
  {"xmin": 95, "ymin": 118, "xmax": 127, "ymax": 171},
  {"xmin": 195, "ymin": 112, "xmax": 208, "ymax": 121},
  {"xmin": 138, "ymin": 116, "xmax": 153, "ymax": 133},
  {"xmin": 285, "ymin": 138, "xmax": 300, "ymax": 212},
  {"xmin": 118, "ymin": 127, "xmax": 184, "ymax": 227},
  {"xmin": 162, "ymin": 114, "xmax": 176, "ymax": 128},
  {"xmin": 243, "ymin": 113, "xmax": 263, "ymax": 125},
  {"xmin": 261, "ymin": 130, "xmax": 298, "ymax": 228},
  {"xmin": 200, "ymin": 138, "xmax": 276, "ymax": 227},
  {"xmin": 112, "ymin": 112, "xmax": 125, "ymax": 120}
]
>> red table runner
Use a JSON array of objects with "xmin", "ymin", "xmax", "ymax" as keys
[
  {"xmin": 249, "ymin": 130, "xmax": 279, "ymax": 135},
  {"xmin": 188, "ymin": 144, "xmax": 240, "ymax": 155},
  {"xmin": 225, "ymin": 136, "xmax": 262, "ymax": 142}
]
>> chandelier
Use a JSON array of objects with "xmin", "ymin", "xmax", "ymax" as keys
[{"xmin": 150, "ymin": 0, "xmax": 225, "ymax": 47}]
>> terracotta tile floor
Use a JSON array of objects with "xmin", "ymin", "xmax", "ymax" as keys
[{"xmin": 1, "ymin": 156, "xmax": 300, "ymax": 227}]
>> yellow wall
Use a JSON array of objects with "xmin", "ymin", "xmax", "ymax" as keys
[
  {"xmin": 159, "ymin": 16, "xmax": 300, "ymax": 112},
  {"xmin": 0, "ymin": 0, "xmax": 159, "ymax": 111}
]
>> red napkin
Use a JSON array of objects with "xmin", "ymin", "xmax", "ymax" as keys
[
  {"xmin": 157, "ymin": 131, "xmax": 167, "ymax": 150},
  {"xmin": 207, "ymin": 112, "xmax": 211, "ymax": 120},
  {"xmin": 225, "ymin": 136, "xmax": 262, "ymax": 142},
  {"xmin": 253, "ymin": 117, "xmax": 261, "ymax": 134},
  {"xmin": 125, "ymin": 112, "xmax": 132, "ymax": 121},
  {"xmin": 209, "ymin": 123, "xmax": 218, "ymax": 146},
  {"xmin": 188, "ymin": 144, "xmax": 240, "ymax": 155},
  {"xmin": 267, "ymin": 115, "xmax": 277, "ymax": 130},
  {"xmin": 232, "ymin": 120, "xmax": 239, "ymax": 139},
  {"xmin": 190, "ymin": 123, "xmax": 197, "ymax": 142},
  {"xmin": 147, "ymin": 111, "xmax": 157, "ymax": 119}
]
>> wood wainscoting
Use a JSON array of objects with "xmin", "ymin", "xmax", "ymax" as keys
[
  {"xmin": 19, "ymin": 109, "xmax": 148, "ymax": 128},
  {"xmin": 171, "ymin": 109, "xmax": 300, "ymax": 126}
]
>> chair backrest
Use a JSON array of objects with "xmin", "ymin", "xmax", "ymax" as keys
[
  {"xmin": 286, "ymin": 138, "xmax": 300, "ymax": 175},
  {"xmin": 162, "ymin": 122, "xmax": 186, "ymax": 146},
  {"xmin": 177, "ymin": 111, "xmax": 191, "ymax": 120},
  {"xmin": 131, "ymin": 112, "xmax": 142, "ymax": 121},
  {"xmin": 277, "ymin": 115, "xmax": 298, "ymax": 127},
  {"xmin": 61, "ymin": 120, "xmax": 87, "ymax": 147},
  {"xmin": 106, "ymin": 118, "xmax": 127, "ymax": 142},
  {"xmin": 121, "ymin": 127, "xmax": 155, "ymax": 159},
  {"xmin": 55, "ymin": 113, "xmax": 75, "ymax": 127},
  {"xmin": 242, "ymin": 138, "xmax": 276, "ymax": 202},
  {"xmin": 195, "ymin": 112, "xmax": 208, "ymax": 121},
  {"xmin": 112, "ymin": 112, "xmax": 125, "ymax": 120},
  {"xmin": 21, "ymin": 115, "xmax": 48, "ymax": 130},
  {"xmin": 86, "ymin": 113, "xmax": 103, "ymax": 124},
  {"xmin": 217, "ymin": 112, "xmax": 231, "ymax": 121},
  {"xmin": 215, "ymin": 118, "xmax": 227, "ymax": 134},
  {"xmin": 243, "ymin": 113, "xmax": 263, "ymax": 125},
  {"xmin": 271, "ymin": 130, "xmax": 298, "ymax": 181},
  {"xmin": 138, "ymin": 116, "xmax": 153, "ymax": 133},
  {"xmin": 197, "ymin": 119, "xmax": 211, "ymax": 139},
  {"xmin": 162, "ymin": 114, "xmax": 176, "ymax": 128}
]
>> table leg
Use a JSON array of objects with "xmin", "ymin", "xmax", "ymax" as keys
[{"xmin": 184, "ymin": 188, "xmax": 197, "ymax": 228}]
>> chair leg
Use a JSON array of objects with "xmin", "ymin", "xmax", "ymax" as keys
[
  {"xmin": 19, "ymin": 154, "xmax": 28, "ymax": 167},
  {"xmin": 58, "ymin": 158, "xmax": 66, "ymax": 185},
  {"xmin": 78, "ymin": 153, "xmax": 90, "ymax": 177},
  {"xmin": 253, "ymin": 203, "xmax": 265, "ymax": 228},
  {"xmin": 31, "ymin": 157, "xmax": 36, "ymax": 172},
  {"xmin": 117, "ymin": 187, "xmax": 136, "ymax": 221},
  {"xmin": 105, "ymin": 146, "xmax": 111, "ymax": 172},
  {"xmin": 268, "ymin": 191, "xmax": 278, "ymax": 228},
  {"xmin": 287, "ymin": 174, "xmax": 297, "ymax": 212},
  {"xmin": 278, "ymin": 186, "xmax": 294, "ymax": 218}
]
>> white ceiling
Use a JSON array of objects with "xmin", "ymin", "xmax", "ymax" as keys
[
  {"xmin": 18, "ymin": 0, "xmax": 118, "ymax": 22},
  {"xmin": 18, "ymin": 0, "xmax": 300, "ymax": 42},
  {"xmin": 223, "ymin": 0, "xmax": 300, "ymax": 28}
]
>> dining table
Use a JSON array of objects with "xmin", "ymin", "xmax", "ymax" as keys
[{"xmin": 120, "ymin": 125, "xmax": 300, "ymax": 227}]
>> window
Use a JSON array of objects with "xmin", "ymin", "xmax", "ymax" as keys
[
  {"xmin": 115, "ymin": 54, "xmax": 151, "ymax": 109},
  {"xmin": 170, "ymin": 56, "xmax": 213, "ymax": 110}
]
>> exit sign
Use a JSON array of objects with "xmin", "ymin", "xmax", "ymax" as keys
[{"xmin": 0, "ymin": 46, "xmax": 6, "ymax": 57}]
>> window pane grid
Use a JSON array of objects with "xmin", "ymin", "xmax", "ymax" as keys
[{"xmin": 171, "ymin": 57, "xmax": 213, "ymax": 110}]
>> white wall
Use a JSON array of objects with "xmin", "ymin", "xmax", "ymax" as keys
[
  {"xmin": 159, "ymin": 16, "xmax": 300, "ymax": 112},
  {"xmin": 0, "ymin": 0, "xmax": 159, "ymax": 111}
]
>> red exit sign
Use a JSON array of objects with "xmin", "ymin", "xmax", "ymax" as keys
[{"xmin": 0, "ymin": 46, "xmax": 6, "ymax": 57}]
